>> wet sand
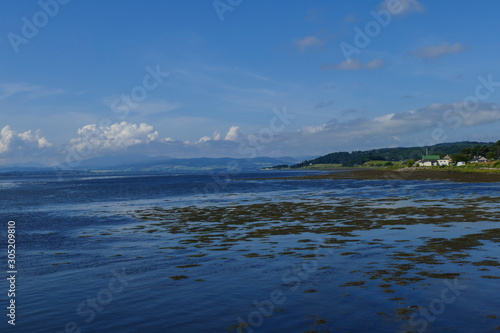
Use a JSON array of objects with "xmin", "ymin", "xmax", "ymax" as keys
[{"xmin": 292, "ymin": 168, "xmax": 500, "ymax": 183}]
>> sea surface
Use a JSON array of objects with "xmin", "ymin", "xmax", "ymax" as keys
[{"xmin": 0, "ymin": 171, "xmax": 499, "ymax": 333}]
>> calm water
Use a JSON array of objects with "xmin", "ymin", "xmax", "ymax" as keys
[{"xmin": 0, "ymin": 171, "xmax": 499, "ymax": 332}]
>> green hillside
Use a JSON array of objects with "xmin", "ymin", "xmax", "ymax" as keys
[{"xmin": 290, "ymin": 141, "xmax": 500, "ymax": 168}]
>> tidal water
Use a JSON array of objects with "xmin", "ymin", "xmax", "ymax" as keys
[{"xmin": 0, "ymin": 171, "xmax": 499, "ymax": 332}]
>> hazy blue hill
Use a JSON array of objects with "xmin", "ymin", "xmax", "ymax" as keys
[
  {"xmin": 0, "ymin": 156, "xmax": 305, "ymax": 174},
  {"xmin": 94, "ymin": 156, "xmax": 301, "ymax": 172},
  {"xmin": 76, "ymin": 154, "xmax": 170, "ymax": 168}
]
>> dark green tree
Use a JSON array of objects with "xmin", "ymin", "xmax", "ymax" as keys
[
  {"xmin": 406, "ymin": 159, "xmax": 415, "ymax": 167},
  {"xmin": 461, "ymin": 147, "xmax": 472, "ymax": 155},
  {"xmin": 486, "ymin": 152, "xmax": 496, "ymax": 160},
  {"xmin": 451, "ymin": 153, "xmax": 468, "ymax": 162}
]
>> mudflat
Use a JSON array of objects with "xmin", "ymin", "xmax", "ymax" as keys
[{"xmin": 292, "ymin": 168, "xmax": 500, "ymax": 183}]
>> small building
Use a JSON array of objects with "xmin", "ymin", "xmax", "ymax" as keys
[
  {"xmin": 416, "ymin": 155, "xmax": 450, "ymax": 166},
  {"xmin": 418, "ymin": 155, "xmax": 441, "ymax": 166},
  {"xmin": 456, "ymin": 161, "xmax": 466, "ymax": 166},
  {"xmin": 470, "ymin": 156, "xmax": 488, "ymax": 163},
  {"xmin": 437, "ymin": 158, "xmax": 450, "ymax": 166}
]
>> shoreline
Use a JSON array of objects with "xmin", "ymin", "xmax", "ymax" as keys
[{"xmin": 286, "ymin": 167, "xmax": 500, "ymax": 183}]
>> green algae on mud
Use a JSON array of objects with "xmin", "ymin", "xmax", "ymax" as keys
[
  {"xmin": 52, "ymin": 262, "xmax": 71, "ymax": 266},
  {"xmin": 175, "ymin": 264, "xmax": 202, "ymax": 268},
  {"xmin": 340, "ymin": 281, "xmax": 366, "ymax": 287},
  {"xmin": 107, "ymin": 174, "xmax": 500, "ymax": 331},
  {"xmin": 122, "ymin": 194, "xmax": 500, "ymax": 290},
  {"xmin": 283, "ymin": 168, "xmax": 500, "ymax": 183},
  {"xmin": 170, "ymin": 275, "xmax": 188, "ymax": 280}
]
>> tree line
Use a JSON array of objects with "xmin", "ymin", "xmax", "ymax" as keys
[{"xmin": 288, "ymin": 141, "xmax": 499, "ymax": 168}]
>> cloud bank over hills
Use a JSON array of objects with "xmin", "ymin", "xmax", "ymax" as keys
[{"xmin": 2, "ymin": 101, "xmax": 500, "ymax": 166}]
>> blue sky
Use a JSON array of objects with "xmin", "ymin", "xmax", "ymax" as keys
[{"xmin": 1, "ymin": 0, "xmax": 500, "ymax": 165}]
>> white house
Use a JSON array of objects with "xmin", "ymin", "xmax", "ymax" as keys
[{"xmin": 416, "ymin": 155, "xmax": 451, "ymax": 167}]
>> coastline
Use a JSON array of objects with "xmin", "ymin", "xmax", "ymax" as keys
[{"xmin": 287, "ymin": 167, "xmax": 500, "ymax": 183}]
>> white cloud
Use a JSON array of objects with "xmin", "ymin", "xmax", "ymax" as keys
[
  {"xmin": 70, "ymin": 122, "xmax": 159, "ymax": 153},
  {"xmin": 0, "ymin": 83, "xmax": 64, "ymax": 100},
  {"xmin": 413, "ymin": 42, "xmax": 469, "ymax": 59},
  {"xmin": 197, "ymin": 136, "xmax": 211, "ymax": 143},
  {"xmin": 302, "ymin": 124, "xmax": 326, "ymax": 134},
  {"xmin": 12, "ymin": 101, "xmax": 500, "ymax": 164},
  {"xmin": 294, "ymin": 36, "xmax": 323, "ymax": 53},
  {"xmin": 321, "ymin": 58, "xmax": 385, "ymax": 71},
  {"xmin": 224, "ymin": 126, "xmax": 241, "ymax": 141},
  {"xmin": 0, "ymin": 126, "xmax": 52, "ymax": 155},
  {"xmin": 378, "ymin": 0, "xmax": 425, "ymax": 16},
  {"xmin": 66, "ymin": 103, "xmax": 500, "ymax": 160},
  {"xmin": 299, "ymin": 102, "xmax": 500, "ymax": 143}
]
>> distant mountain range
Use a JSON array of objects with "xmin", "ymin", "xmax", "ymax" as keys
[
  {"xmin": 3, "ymin": 140, "xmax": 498, "ymax": 173},
  {"xmin": 0, "ymin": 155, "xmax": 314, "ymax": 173}
]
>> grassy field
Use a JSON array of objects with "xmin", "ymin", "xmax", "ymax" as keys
[
  {"xmin": 298, "ymin": 163, "xmax": 343, "ymax": 169},
  {"xmin": 279, "ymin": 160, "xmax": 500, "ymax": 173},
  {"xmin": 362, "ymin": 160, "xmax": 405, "ymax": 167}
]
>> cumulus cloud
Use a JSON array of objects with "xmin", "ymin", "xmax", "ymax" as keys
[
  {"xmin": 300, "ymin": 102, "xmax": 500, "ymax": 141},
  {"xmin": 321, "ymin": 58, "xmax": 385, "ymax": 71},
  {"xmin": 197, "ymin": 136, "xmax": 211, "ymax": 144},
  {"xmin": 150, "ymin": 101, "xmax": 489, "ymax": 158},
  {"xmin": 378, "ymin": 0, "xmax": 424, "ymax": 16},
  {"xmin": 294, "ymin": 36, "xmax": 323, "ymax": 53},
  {"xmin": 302, "ymin": 124, "xmax": 326, "ymax": 134},
  {"xmin": 67, "ymin": 122, "xmax": 249, "ymax": 158},
  {"xmin": 224, "ymin": 126, "xmax": 242, "ymax": 141},
  {"xmin": 70, "ymin": 121, "xmax": 159, "ymax": 153},
  {"xmin": 413, "ymin": 42, "xmax": 469, "ymax": 59},
  {"xmin": 0, "ymin": 126, "xmax": 52, "ymax": 155},
  {"xmin": 15, "ymin": 100, "xmax": 500, "ymax": 165},
  {"xmin": 188, "ymin": 127, "xmax": 242, "ymax": 145}
]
